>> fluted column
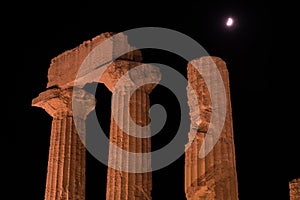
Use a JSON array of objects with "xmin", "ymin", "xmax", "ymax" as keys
[
  {"xmin": 290, "ymin": 178, "xmax": 300, "ymax": 200},
  {"xmin": 32, "ymin": 88, "xmax": 95, "ymax": 200},
  {"xmin": 100, "ymin": 60, "xmax": 160, "ymax": 200},
  {"xmin": 185, "ymin": 57, "xmax": 239, "ymax": 200}
]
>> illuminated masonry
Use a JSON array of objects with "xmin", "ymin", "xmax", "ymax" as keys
[{"xmin": 32, "ymin": 32, "xmax": 239, "ymax": 200}]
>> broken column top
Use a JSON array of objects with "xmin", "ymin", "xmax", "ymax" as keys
[
  {"xmin": 188, "ymin": 56, "xmax": 228, "ymax": 74},
  {"xmin": 290, "ymin": 178, "xmax": 300, "ymax": 199},
  {"xmin": 47, "ymin": 32, "xmax": 142, "ymax": 88}
]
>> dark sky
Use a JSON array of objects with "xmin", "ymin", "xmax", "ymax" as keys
[{"xmin": 7, "ymin": 1, "xmax": 299, "ymax": 200}]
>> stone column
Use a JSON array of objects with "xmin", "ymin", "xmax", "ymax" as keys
[
  {"xmin": 32, "ymin": 88, "xmax": 95, "ymax": 200},
  {"xmin": 290, "ymin": 178, "xmax": 300, "ymax": 200},
  {"xmin": 100, "ymin": 60, "xmax": 160, "ymax": 200},
  {"xmin": 185, "ymin": 57, "xmax": 239, "ymax": 200}
]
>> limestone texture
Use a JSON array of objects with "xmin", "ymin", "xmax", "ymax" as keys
[
  {"xmin": 32, "ymin": 31, "xmax": 240, "ymax": 200},
  {"xmin": 185, "ymin": 57, "xmax": 239, "ymax": 200},
  {"xmin": 32, "ymin": 88, "xmax": 94, "ymax": 200},
  {"xmin": 101, "ymin": 60, "xmax": 161, "ymax": 200},
  {"xmin": 290, "ymin": 178, "xmax": 300, "ymax": 200},
  {"xmin": 32, "ymin": 32, "xmax": 159, "ymax": 200},
  {"xmin": 47, "ymin": 32, "xmax": 142, "ymax": 88}
]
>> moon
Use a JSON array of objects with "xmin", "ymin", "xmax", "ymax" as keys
[{"xmin": 226, "ymin": 17, "xmax": 234, "ymax": 26}]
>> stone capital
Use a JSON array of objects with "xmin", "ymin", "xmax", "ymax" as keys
[
  {"xmin": 32, "ymin": 87, "xmax": 95, "ymax": 118},
  {"xmin": 99, "ymin": 60, "xmax": 161, "ymax": 94}
]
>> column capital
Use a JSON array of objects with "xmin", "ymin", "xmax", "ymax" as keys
[
  {"xmin": 100, "ymin": 60, "xmax": 161, "ymax": 94},
  {"xmin": 32, "ymin": 87, "xmax": 95, "ymax": 118}
]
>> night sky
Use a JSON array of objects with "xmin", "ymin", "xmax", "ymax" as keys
[{"xmin": 8, "ymin": 1, "xmax": 299, "ymax": 200}]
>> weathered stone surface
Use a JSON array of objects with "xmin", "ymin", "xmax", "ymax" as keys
[
  {"xmin": 32, "ymin": 88, "xmax": 94, "ymax": 200},
  {"xmin": 47, "ymin": 32, "xmax": 142, "ymax": 88},
  {"xmin": 33, "ymin": 30, "xmax": 243, "ymax": 200},
  {"xmin": 32, "ymin": 31, "xmax": 156, "ymax": 200},
  {"xmin": 185, "ymin": 56, "xmax": 239, "ymax": 200},
  {"xmin": 290, "ymin": 178, "xmax": 300, "ymax": 200},
  {"xmin": 103, "ymin": 61, "xmax": 161, "ymax": 200},
  {"xmin": 99, "ymin": 61, "xmax": 160, "ymax": 93},
  {"xmin": 32, "ymin": 87, "xmax": 95, "ymax": 118}
]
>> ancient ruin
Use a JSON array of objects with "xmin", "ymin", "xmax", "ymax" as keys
[
  {"xmin": 32, "ymin": 32, "xmax": 240, "ymax": 200},
  {"xmin": 290, "ymin": 178, "xmax": 300, "ymax": 200},
  {"xmin": 185, "ymin": 57, "xmax": 238, "ymax": 199}
]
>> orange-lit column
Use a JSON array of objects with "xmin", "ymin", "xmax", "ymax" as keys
[
  {"xmin": 32, "ymin": 88, "xmax": 95, "ymax": 200},
  {"xmin": 290, "ymin": 178, "xmax": 300, "ymax": 200},
  {"xmin": 185, "ymin": 57, "xmax": 239, "ymax": 200},
  {"xmin": 100, "ymin": 61, "xmax": 160, "ymax": 200}
]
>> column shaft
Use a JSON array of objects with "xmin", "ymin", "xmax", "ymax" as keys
[
  {"xmin": 45, "ymin": 111, "xmax": 86, "ymax": 200},
  {"xmin": 106, "ymin": 88, "xmax": 152, "ymax": 200},
  {"xmin": 290, "ymin": 178, "xmax": 300, "ymax": 200},
  {"xmin": 32, "ymin": 88, "xmax": 94, "ymax": 200},
  {"xmin": 185, "ymin": 57, "xmax": 239, "ymax": 200}
]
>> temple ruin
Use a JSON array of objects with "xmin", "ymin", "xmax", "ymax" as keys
[{"xmin": 32, "ymin": 32, "xmax": 240, "ymax": 200}]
